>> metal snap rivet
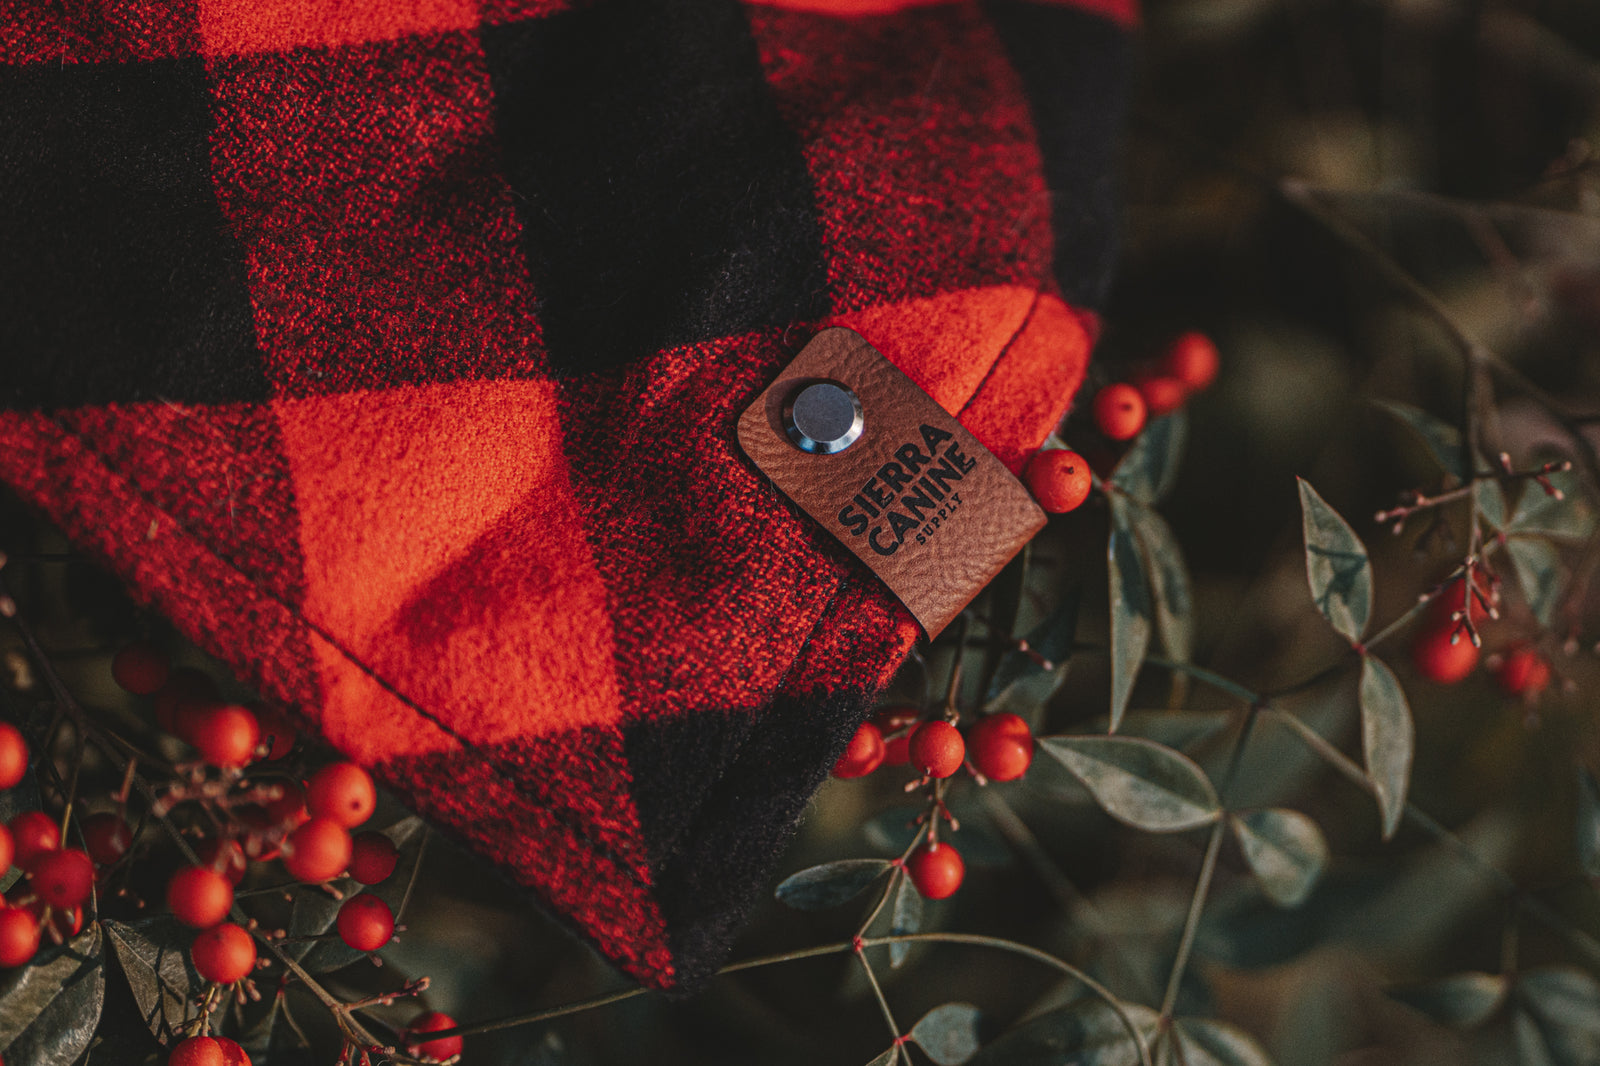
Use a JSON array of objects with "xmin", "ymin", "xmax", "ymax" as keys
[{"xmin": 783, "ymin": 381, "xmax": 864, "ymax": 455}]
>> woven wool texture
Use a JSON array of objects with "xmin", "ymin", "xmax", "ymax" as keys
[{"xmin": 0, "ymin": 0, "xmax": 1132, "ymax": 989}]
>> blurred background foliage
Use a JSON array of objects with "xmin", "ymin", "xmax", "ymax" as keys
[{"xmin": 4, "ymin": 0, "xmax": 1600, "ymax": 1063}]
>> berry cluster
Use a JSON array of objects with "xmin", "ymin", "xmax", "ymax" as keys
[
  {"xmin": 1409, "ymin": 573, "xmax": 1555, "ymax": 701},
  {"xmin": 1024, "ymin": 331, "xmax": 1221, "ymax": 515},
  {"xmin": 832, "ymin": 708, "xmax": 1037, "ymax": 899}
]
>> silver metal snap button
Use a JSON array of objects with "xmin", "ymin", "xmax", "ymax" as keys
[{"xmin": 783, "ymin": 381, "xmax": 864, "ymax": 454}]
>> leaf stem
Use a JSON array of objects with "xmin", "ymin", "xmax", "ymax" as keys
[{"xmin": 1157, "ymin": 820, "xmax": 1225, "ymax": 1021}]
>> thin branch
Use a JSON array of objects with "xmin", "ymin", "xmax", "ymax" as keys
[{"xmin": 1157, "ymin": 820, "xmax": 1226, "ymax": 1022}]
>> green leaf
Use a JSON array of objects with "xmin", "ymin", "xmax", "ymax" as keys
[
  {"xmin": 1127, "ymin": 502, "xmax": 1194, "ymax": 668},
  {"xmin": 1359, "ymin": 656, "xmax": 1414, "ymax": 841},
  {"xmin": 1517, "ymin": 1008, "xmax": 1559, "ymax": 1066},
  {"xmin": 775, "ymin": 859, "xmax": 891, "ymax": 911},
  {"xmin": 984, "ymin": 585, "xmax": 1081, "ymax": 714},
  {"xmin": 1476, "ymin": 479, "xmax": 1507, "ymax": 530},
  {"xmin": 1298, "ymin": 478, "xmax": 1373, "ymax": 644},
  {"xmin": 1038, "ymin": 735, "xmax": 1220, "ymax": 833},
  {"xmin": 1518, "ymin": 967, "xmax": 1600, "ymax": 1065},
  {"xmin": 1374, "ymin": 401, "xmax": 1466, "ymax": 479},
  {"xmin": 1108, "ymin": 496, "xmax": 1154, "ymax": 733},
  {"xmin": 967, "ymin": 1000, "xmax": 1159, "ymax": 1066},
  {"xmin": 1173, "ymin": 1019, "xmax": 1273, "ymax": 1066},
  {"xmin": 103, "ymin": 918, "xmax": 201, "ymax": 1043},
  {"xmin": 292, "ymin": 815, "xmax": 427, "ymax": 972},
  {"xmin": 889, "ymin": 872, "xmax": 923, "ymax": 969},
  {"xmin": 1114, "ymin": 710, "xmax": 1232, "ymax": 752},
  {"xmin": 1389, "ymin": 972, "xmax": 1509, "ymax": 1028},
  {"xmin": 1111, "ymin": 411, "xmax": 1187, "ymax": 504},
  {"xmin": 1506, "ymin": 536, "xmax": 1564, "ymax": 628},
  {"xmin": 1510, "ymin": 473, "xmax": 1596, "ymax": 541},
  {"xmin": 1230, "ymin": 808, "xmax": 1328, "ymax": 908},
  {"xmin": 0, "ymin": 924, "xmax": 105, "ymax": 1066},
  {"xmin": 911, "ymin": 1003, "xmax": 983, "ymax": 1066},
  {"xmin": 1577, "ymin": 769, "xmax": 1600, "ymax": 880}
]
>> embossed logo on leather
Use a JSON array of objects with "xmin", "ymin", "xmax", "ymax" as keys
[{"xmin": 737, "ymin": 328, "xmax": 1046, "ymax": 637}]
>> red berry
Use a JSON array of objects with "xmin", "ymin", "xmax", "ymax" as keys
[
  {"xmin": 833, "ymin": 722, "xmax": 886, "ymax": 779},
  {"xmin": 81, "ymin": 812, "xmax": 133, "ymax": 867},
  {"xmin": 153, "ymin": 668, "xmax": 220, "ymax": 736},
  {"xmin": 908, "ymin": 720, "xmax": 965, "ymax": 779},
  {"xmin": 111, "ymin": 641, "xmax": 169, "ymax": 696},
  {"xmin": 1428, "ymin": 574, "xmax": 1495, "ymax": 629},
  {"xmin": 186, "ymin": 704, "xmax": 261, "ymax": 768},
  {"xmin": 169, "ymin": 1035, "xmax": 252, "ymax": 1066},
  {"xmin": 1412, "ymin": 621, "xmax": 1479, "ymax": 684},
  {"xmin": 1026, "ymin": 449, "xmax": 1093, "ymax": 514},
  {"xmin": 254, "ymin": 707, "xmax": 297, "ymax": 762},
  {"xmin": 168, "ymin": 866, "xmax": 234, "ymax": 928},
  {"xmin": 191, "ymin": 922, "xmax": 255, "ymax": 983},
  {"xmin": 349, "ymin": 831, "xmax": 400, "ymax": 885},
  {"xmin": 1135, "ymin": 374, "xmax": 1188, "ymax": 417},
  {"xmin": 874, "ymin": 707, "xmax": 921, "ymax": 767},
  {"xmin": 404, "ymin": 1011, "xmax": 464, "ymax": 1062},
  {"xmin": 1496, "ymin": 646, "xmax": 1552, "ymax": 697},
  {"xmin": 306, "ymin": 763, "xmax": 376, "ymax": 829},
  {"xmin": 1093, "ymin": 384, "xmax": 1147, "ymax": 441},
  {"xmin": 1161, "ymin": 331, "xmax": 1220, "ymax": 392},
  {"xmin": 0, "ymin": 825, "xmax": 11, "ymax": 873},
  {"xmin": 9, "ymin": 812, "xmax": 60, "ymax": 871},
  {"xmin": 0, "ymin": 723, "xmax": 27, "ymax": 791},
  {"xmin": 336, "ymin": 894, "xmax": 394, "ymax": 952},
  {"xmin": 196, "ymin": 838, "xmax": 249, "ymax": 887},
  {"xmin": 0, "ymin": 906, "xmax": 41, "ymax": 967},
  {"xmin": 31, "ymin": 848, "xmax": 95, "ymax": 909},
  {"xmin": 283, "ymin": 818, "xmax": 351, "ymax": 883},
  {"xmin": 968, "ymin": 713, "xmax": 1034, "ymax": 782},
  {"xmin": 906, "ymin": 842, "xmax": 965, "ymax": 900}
]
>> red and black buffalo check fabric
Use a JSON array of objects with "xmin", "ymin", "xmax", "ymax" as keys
[{"xmin": 0, "ymin": 0, "xmax": 1133, "ymax": 989}]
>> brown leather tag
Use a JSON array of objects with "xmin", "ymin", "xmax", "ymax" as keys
[{"xmin": 738, "ymin": 328, "xmax": 1046, "ymax": 638}]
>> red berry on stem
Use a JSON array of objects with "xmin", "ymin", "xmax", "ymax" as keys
[
  {"xmin": 908, "ymin": 721, "xmax": 965, "ymax": 779},
  {"xmin": 0, "ymin": 907, "xmax": 41, "ymax": 967},
  {"xmin": 0, "ymin": 723, "xmax": 28, "ymax": 791},
  {"xmin": 1136, "ymin": 375, "xmax": 1188, "ymax": 417},
  {"xmin": 32, "ymin": 848, "xmax": 95, "ymax": 909},
  {"xmin": 283, "ymin": 817, "xmax": 351, "ymax": 883},
  {"xmin": 81, "ymin": 812, "xmax": 133, "ymax": 867},
  {"xmin": 336, "ymin": 894, "xmax": 394, "ymax": 952},
  {"xmin": 306, "ymin": 763, "xmax": 376, "ymax": 828},
  {"xmin": 1025, "ymin": 449, "xmax": 1093, "ymax": 514},
  {"xmin": 1093, "ymin": 384, "xmax": 1147, "ymax": 441},
  {"xmin": 1497, "ymin": 645, "xmax": 1552, "ymax": 697},
  {"xmin": 191, "ymin": 923, "xmax": 255, "ymax": 983},
  {"xmin": 833, "ymin": 722, "xmax": 886, "ymax": 779},
  {"xmin": 968, "ymin": 713, "xmax": 1034, "ymax": 782},
  {"xmin": 168, "ymin": 866, "xmax": 234, "ymax": 928},
  {"xmin": 196, "ymin": 838, "xmax": 249, "ymax": 887},
  {"xmin": 169, "ymin": 1035, "xmax": 252, "ymax": 1066},
  {"xmin": 404, "ymin": 1011, "xmax": 464, "ymax": 1062},
  {"xmin": 0, "ymin": 825, "xmax": 12, "ymax": 873},
  {"xmin": 1161, "ymin": 331, "xmax": 1220, "ymax": 392},
  {"xmin": 111, "ymin": 641, "xmax": 169, "ymax": 696},
  {"xmin": 9, "ymin": 811, "xmax": 60, "ymax": 871},
  {"xmin": 1412, "ymin": 621, "xmax": 1479, "ymax": 684},
  {"xmin": 186, "ymin": 704, "xmax": 261, "ymax": 768},
  {"xmin": 349, "ymin": 831, "xmax": 400, "ymax": 885},
  {"xmin": 906, "ymin": 842, "xmax": 965, "ymax": 900}
]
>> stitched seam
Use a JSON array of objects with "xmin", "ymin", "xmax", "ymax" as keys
[{"xmin": 34, "ymin": 410, "xmax": 656, "ymax": 894}]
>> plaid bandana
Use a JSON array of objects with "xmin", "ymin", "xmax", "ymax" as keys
[{"xmin": 0, "ymin": 0, "xmax": 1132, "ymax": 989}]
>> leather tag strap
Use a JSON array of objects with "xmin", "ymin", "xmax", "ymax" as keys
[{"xmin": 738, "ymin": 328, "xmax": 1046, "ymax": 637}]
